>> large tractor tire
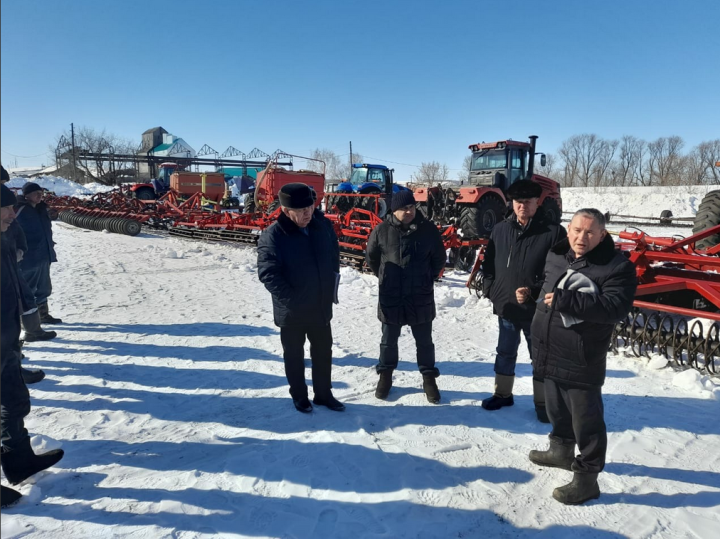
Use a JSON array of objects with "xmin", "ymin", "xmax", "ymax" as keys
[
  {"xmin": 327, "ymin": 194, "xmax": 354, "ymax": 214},
  {"xmin": 542, "ymin": 197, "xmax": 562, "ymax": 224},
  {"xmin": 134, "ymin": 186, "xmax": 156, "ymax": 201},
  {"xmin": 266, "ymin": 200, "xmax": 281, "ymax": 215},
  {"xmin": 243, "ymin": 193, "xmax": 257, "ymax": 213},
  {"xmin": 692, "ymin": 190, "xmax": 720, "ymax": 250},
  {"xmin": 458, "ymin": 195, "xmax": 506, "ymax": 239},
  {"xmin": 359, "ymin": 195, "xmax": 387, "ymax": 218}
]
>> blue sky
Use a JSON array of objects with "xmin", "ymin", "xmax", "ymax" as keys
[{"xmin": 1, "ymin": 0, "xmax": 718, "ymax": 181}]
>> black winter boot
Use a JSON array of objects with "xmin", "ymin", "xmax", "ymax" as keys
[
  {"xmin": 1, "ymin": 438, "xmax": 65, "ymax": 485},
  {"xmin": 21, "ymin": 311, "xmax": 57, "ymax": 342},
  {"xmin": 1, "ymin": 485, "xmax": 22, "ymax": 508},
  {"xmin": 21, "ymin": 367, "xmax": 46, "ymax": 384},
  {"xmin": 38, "ymin": 303, "xmax": 62, "ymax": 325},
  {"xmin": 375, "ymin": 371, "xmax": 393, "ymax": 400},
  {"xmin": 422, "ymin": 375, "xmax": 441, "ymax": 404},
  {"xmin": 552, "ymin": 472, "xmax": 600, "ymax": 505},
  {"xmin": 313, "ymin": 392, "xmax": 345, "ymax": 412},
  {"xmin": 481, "ymin": 374, "xmax": 514, "ymax": 410},
  {"xmin": 529, "ymin": 442, "xmax": 575, "ymax": 470}
]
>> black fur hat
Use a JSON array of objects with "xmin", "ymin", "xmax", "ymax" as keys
[
  {"xmin": 278, "ymin": 183, "xmax": 315, "ymax": 209},
  {"xmin": 507, "ymin": 180, "xmax": 542, "ymax": 200}
]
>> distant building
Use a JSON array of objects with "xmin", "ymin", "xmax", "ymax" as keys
[{"xmin": 137, "ymin": 127, "xmax": 196, "ymax": 179}]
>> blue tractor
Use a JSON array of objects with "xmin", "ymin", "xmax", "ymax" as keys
[{"xmin": 326, "ymin": 163, "xmax": 412, "ymax": 218}]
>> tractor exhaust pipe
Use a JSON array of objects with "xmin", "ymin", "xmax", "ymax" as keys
[{"xmin": 527, "ymin": 135, "xmax": 538, "ymax": 179}]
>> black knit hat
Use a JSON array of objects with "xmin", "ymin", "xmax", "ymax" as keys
[
  {"xmin": 1, "ymin": 165, "xmax": 9, "ymax": 183},
  {"xmin": 278, "ymin": 183, "xmax": 315, "ymax": 209},
  {"xmin": 1, "ymin": 184, "xmax": 17, "ymax": 207},
  {"xmin": 506, "ymin": 180, "xmax": 542, "ymax": 200},
  {"xmin": 390, "ymin": 189, "xmax": 416, "ymax": 212},
  {"xmin": 22, "ymin": 182, "xmax": 43, "ymax": 196}
]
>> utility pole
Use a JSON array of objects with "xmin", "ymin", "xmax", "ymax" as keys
[
  {"xmin": 349, "ymin": 141, "xmax": 353, "ymax": 178},
  {"xmin": 70, "ymin": 122, "xmax": 78, "ymax": 182}
]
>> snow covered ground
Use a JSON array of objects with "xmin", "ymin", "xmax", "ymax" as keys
[{"xmin": 2, "ymin": 207, "xmax": 720, "ymax": 537}]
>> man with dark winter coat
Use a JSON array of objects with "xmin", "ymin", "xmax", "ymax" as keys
[
  {"xmin": 257, "ymin": 183, "xmax": 344, "ymax": 414},
  {"xmin": 15, "ymin": 182, "xmax": 62, "ymax": 325},
  {"xmin": 1, "ymin": 184, "xmax": 64, "ymax": 509},
  {"xmin": 480, "ymin": 180, "xmax": 566, "ymax": 421},
  {"xmin": 529, "ymin": 208, "xmax": 637, "ymax": 505},
  {"xmin": 366, "ymin": 189, "xmax": 446, "ymax": 403}
]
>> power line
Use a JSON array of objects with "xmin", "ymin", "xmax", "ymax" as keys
[
  {"xmin": 1, "ymin": 149, "xmax": 54, "ymax": 159},
  {"xmin": 361, "ymin": 155, "xmax": 464, "ymax": 171}
]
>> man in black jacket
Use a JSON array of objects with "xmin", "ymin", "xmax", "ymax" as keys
[
  {"xmin": 480, "ymin": 180, "xmax": 566, "ymax": 421},
  {"xmin": 529, "ymin": 208, "xmax": 637, "ymax": 505},
  {"xmin": 257, "ymin": 183, "xmax": 344, "ymax": 414},
  {"xmin": 366, "ymin": 190, "xmax": 446, "ymax": 403},
  {"xmin": 15, "ymin": 182, "xmax": 62, "ymax": 324},
  {"xmin": 1, "ymin": 184, "xmax": 64, "ymax": 509}
]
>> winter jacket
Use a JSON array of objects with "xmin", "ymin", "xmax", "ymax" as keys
[
  {"xmin": 1, "ymin": 236, "xmax": 23, "ymax": 373},
  {"xmin": 366, "ymin": 213, "xmax": 446, "ymax": 326},
  {"xmin": 531, "ymin": 235, "xmax": 637, "ymax": 387},
  {"xmin": 481, "ymin": 207, "xmax": 566, "ymax": 322},
  {"xmin": 257, "ymin": 209, "xmax": 340, "ymax": 327},
  {"xmin": 15, "ymin": 196, "xmax": 57, "ymax": 269}
]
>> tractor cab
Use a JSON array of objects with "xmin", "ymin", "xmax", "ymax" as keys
[
  {"xmin": 151, "ymin": 162, "xmax": 181, "ymax": 194},
  {"xmin": 338, "ymin": 164, "xmax": 393, "ymax": 194},
  {"xmin": 467, "ymin": 139, "xmax": 546, "ymax": 191}
]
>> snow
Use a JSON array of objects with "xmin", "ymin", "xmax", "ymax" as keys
[
  {"xmin": 2, "ymin": 203, "xmax": 720, "ymax": 538},
  {"xmin": 6, "ymin": 176, "xmax": 116, "ymax": 197}
]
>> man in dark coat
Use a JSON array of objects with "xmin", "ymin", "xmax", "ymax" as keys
[
  {"xmin": 366, "ymin": 189, "xmax": 446, "ymax": 403},
  {"xmin": 529, "ymin": 208, "xmax": 637, "ymax": 505},
  {"xmin": 480, "ymin": 180, "xmax": 566, "ymax": 421},
  {"xmin": 15, "ymin": 182, "xmax": 62, "ymax": 324},
  {"xmin": 1, "ymin": 184, "xmax": 64, "ymax": 509},
  {"xmin": 257, "ymin": 183, "xmax": 344, "ymax": 413}
]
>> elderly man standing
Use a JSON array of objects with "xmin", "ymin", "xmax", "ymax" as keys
[
  {"xmin": 257, "ymin": 183, "xmax": 344, "ymax": 413},
  {"xmin": 366, "ymin": 189, "xmax": 446, "ymax": 403},
  {"xmin": 529, "ymin": 208, "xmax": 637, "ymax": 505},
  {"xmin": 15, "ymin": 182, "xmax": 62, "ymax": 325},
  {"xmin": 480, "ymin": 180, "xmax": 566, "ymax": 421}
]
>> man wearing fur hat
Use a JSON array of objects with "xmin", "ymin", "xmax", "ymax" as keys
[
  {"xmin": 15, "ymin": 182, "xmax": 62, "ymax": 325},
  {"xmin": 257, "ymin": 183, "xmax": 344, "ymax": 414},
  {"xmin": 480, "ymin": 180, "xmax": 566, "ymax": 421},
  {"xmin": 366, "ymin": 189, "xmax": 446, "ymax": 403}
]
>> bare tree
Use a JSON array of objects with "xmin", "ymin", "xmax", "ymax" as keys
[
  {"xmin": 535, "ymin": 152, "xmax": 560, "ymax": 181},
  {"xmin": 412, "ymin": 161, "xmax": 449, "ymax": 185},
  {"xmin": 613, "ymin": 135, "xmax": 646, "ymax": 186},
  {"xmin": 348, "ymin": 152, "xmax": 364, "ymax": 179},
  {"xmin": 694, "ymin": 139, "xmax": 720, "ymax": 184},
  {"xmin": 647, "ymin": 136, "xmax": 685, "ymax": 185},
  {"xmin": 52, "ymin": 126, "xmax": 137, "ymax": 185},
  {"xmin": 559, "ymin": 134, "xmax": 617, "ymax": 187},
  {"xmin": 307, "ymin": 148, "xmax": 346, "ymax": 181},
  {"xmin": 457, "ymin": 155, "xmax": 471, "ymax": 183}
]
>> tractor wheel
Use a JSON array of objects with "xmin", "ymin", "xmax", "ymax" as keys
[
  {"xmin": 416, "ymin": 201, "xmax": 434, "ymax": 221},
  {"xmin": 244, "ymin": 193, "xmax": 257, "ymax": 213},
  {"xmin": 458, "ymin": 195, "xmax": 506, "ymax": 239},
  {"xmin": 327, "ymin": 194, "xmax": 354, "ymax": 214},
  {"xmin": 692, "ymin": 190, "xmax": 720, "ymax": 250},
  {"xmin": 453, "ymin": 246, "xmax": 477, "ymax": 272},
  {"xmin": 267, "ymin": 200, "xmax": 281, "ymax": 215},
  {"xmin": 542, "ymin": 197, "xmax": 562, "ymax": 224},
  {"xmin": 134, "ymin": 187, "xmax": 156, "ymax": 201}
]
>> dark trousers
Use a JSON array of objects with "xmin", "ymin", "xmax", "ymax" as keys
[
  {"xmin": 20, "ymin": 260, "xmax": 52, "ymax": 306},
  {"xmin": 377, "ymin": 322, "xmax": 439, "ymax": 377},
  {"xmin": 545, "ymin": 377, "xmax": 607, "ymax": 474},
  {"xmin": 1, "ymin": 352, "xmax": 31, "ymax": 450},
  {"xmin": 279, "ymin": 324, "xmax": 333, "ymax": 400},
  {"xmin": 495, "ymin": 317, "xmax": 532, "ymax": 376}
]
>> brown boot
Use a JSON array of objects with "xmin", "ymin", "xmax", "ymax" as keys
[
  {"xmin": 481, "ymin": 374, "xmax": 514, "ymax": 410},
  {"xmin": 375, "ymin": 371, "xmax": 393, "ymax": 400}
]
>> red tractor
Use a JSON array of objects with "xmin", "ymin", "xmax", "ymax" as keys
[{"xmin": 414, "ymin": 135, "xmax": 562, "ymax": 239}]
